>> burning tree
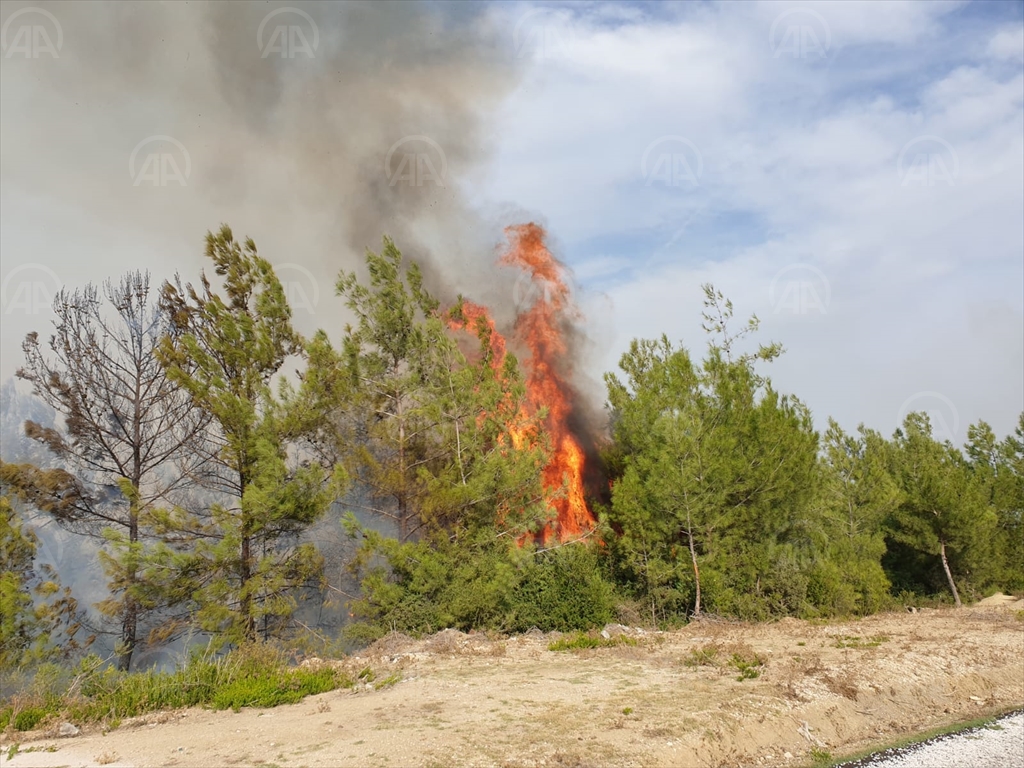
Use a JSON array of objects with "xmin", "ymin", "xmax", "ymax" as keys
[{"xmin": 334, "ymin": 236, "xmax": 549, "ymax": 542}]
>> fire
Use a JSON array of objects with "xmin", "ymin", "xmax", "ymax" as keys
[
  {"xmin": 447, "ymin": 223, "xmax": 597, "ymax": 543},
  {"xmin": 446, "ymin": 299, "xmax": 507, "ymax": 371}
]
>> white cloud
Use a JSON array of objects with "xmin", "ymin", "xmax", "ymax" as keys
[
  {"xmin": 988, "ymin": 25, "xmax": 1024, "ymax": 61},
  {"xmin": 485, "ymin": 2, "xmax": 1023, "ymax": 444}
]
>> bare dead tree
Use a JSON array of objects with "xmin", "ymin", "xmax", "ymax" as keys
[{"xmin": 7, "ymin": 271, "xmax": 210, "ymax": 670}]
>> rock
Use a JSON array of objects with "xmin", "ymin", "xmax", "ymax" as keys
[
  {"xmin": 601, "ymin": 623, "xmax": 632, "ymax": 638},
  {"xmin": 58, "ymin": 722, "xmax": 80, "ymax": 737}
]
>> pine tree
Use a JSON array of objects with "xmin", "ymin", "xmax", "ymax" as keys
[
  {"xmin": 885, "ymin": 413, "xmax": 995, "ymax": 605},
  {"xmin": 155, "ymin": 225, "xmax": 342, "ymax": 644},
  {"xmin": 333, "ymin": 239, "xmax": 546, "ymax": 541},
  {"xmin": 605, "ymin": 286, "xmax": 818, "ymax": 622},
  {"xmin": 5, "ymin": 272, "xmax": 207, "ymax": 669}
]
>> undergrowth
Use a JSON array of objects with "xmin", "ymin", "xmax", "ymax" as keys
[
  {"xmin": 0, "ymin": 643, "xmax": 354, "ymax": 733},
  {"xmin": 548, "ymin": 631, "xmax": 638, "ymax": 651}
]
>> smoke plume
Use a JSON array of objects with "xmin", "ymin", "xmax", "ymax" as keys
[{"xmin": 1, "ymin": 0, "xmax": 534, "ymax": 341}]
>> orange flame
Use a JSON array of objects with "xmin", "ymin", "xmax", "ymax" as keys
[
  {"xmin": 447, "ymin": 224, "xmax": 596, "ymax": 543},
  {"xmin": 500, "ymin": 223, "xmax": 595, "ymax": 543},
  {"xmin": 446, "ymin": 299, "xmax": 507, "ymax": 371}
]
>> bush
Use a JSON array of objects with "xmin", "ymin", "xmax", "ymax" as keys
[
  {"xmin": 506, "ymin": 544, "xmax": 616, "ymax": 632},
  {"xmin": 347, "ymin": 527, "xmax": 617, "ymax": 637}
]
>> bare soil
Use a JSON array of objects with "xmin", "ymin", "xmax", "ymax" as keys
[{"xmin": 4, "ymin": 599, "xmax": 1023, "ymax": 768}]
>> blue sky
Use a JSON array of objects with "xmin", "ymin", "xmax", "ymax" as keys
[
  {"xmin": 1, "ymin": 0, "xmax": 1021, "ymax": 447},
  {"xmin": 478, "ymin": 0, "xmax": 1024, "ymax": 444}
]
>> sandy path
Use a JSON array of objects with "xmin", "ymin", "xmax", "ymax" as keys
[{"xmin": 3, "ymin": 603, "xmax": 1023, "ymax": 768}]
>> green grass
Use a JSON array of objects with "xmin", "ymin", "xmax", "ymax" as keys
[
  {"xmin": 547, "ymin": 632, "xmax": 637, "ymax": 651},
  {"xmin": 0, "ymin": 644, "xmax": 355, "ymax": 732},
  {"xmin": 809, "ymin": 747, "xmax": 832, "ymax": 766},
  {"xmin": 833, "ymin": 634, "xmax": 889, "ymax": 649},
  {"xmin": 817, "ymin": 706, "xmax": 1023, "ymax": 767},
  {"xmin": 373, "ymin": 672, "xmax": 402, "ymax": 690},
  {"xmin": 728, "ymin": 651, "xmax": 765, "ymax": 681}
]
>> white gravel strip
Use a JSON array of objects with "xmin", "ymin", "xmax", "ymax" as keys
[{"xmin": 837, "ymin": 711, "xmax": 1024, "ymax": 768}]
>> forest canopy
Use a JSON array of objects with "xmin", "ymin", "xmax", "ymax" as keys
[{"xmin": 2, "ymin": 227, "xmax": 1022, "ymax": 673}]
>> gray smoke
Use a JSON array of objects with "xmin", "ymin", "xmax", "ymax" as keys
[{"xmin": 1, "ymin": 0, "xmax": 530, "ymax": 342}]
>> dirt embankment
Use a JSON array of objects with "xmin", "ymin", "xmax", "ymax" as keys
[{"xmin": 4, "ymin": 600, "xmax": 1023, "ymax": 768}]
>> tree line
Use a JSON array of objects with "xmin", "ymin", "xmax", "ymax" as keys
[{"xmin": 2, "ymin": 226, "xmax": 1022, "ymax": 672}]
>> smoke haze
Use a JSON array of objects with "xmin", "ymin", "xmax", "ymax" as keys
[{"xmin": 0, "ymin": 0, "xmax": 553, "ymax": 369}]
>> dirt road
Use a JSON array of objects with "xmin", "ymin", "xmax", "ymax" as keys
[{"xmin": 3, "ymin": 600, "xmax": 1023, "ymax": 768}]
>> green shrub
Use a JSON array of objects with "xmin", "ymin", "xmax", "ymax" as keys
[
  {"xmin": 507, "ymin": 545, "xmax": 616, "ymax": 632},
  {"xmin": 548, "ymin": 632, "xmax": 636, "ymax": 651},
  {"xmin": 210, "ymin": 667, "xmax": 341, "ymax": 711},
  {"xmin": 12, "ymin": 707, "xmax": 48, "ymax": 731},
  {"xmin": 347, "ymin": 527, "xmax": 617, "ymax": 637},
  {"xmin": 728, "ymin": 651, "xmax": 765, "ymax": 681}
]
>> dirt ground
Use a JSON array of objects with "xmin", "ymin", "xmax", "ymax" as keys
[{"xmin": 3, "ymin": 597, "xmax": 1023, "ymax": 768}]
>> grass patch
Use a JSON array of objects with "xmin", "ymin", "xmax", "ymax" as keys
[
  {"xmin": 0, "ymin": 644, "xmax": 354, "ymax": 732},
  {"xmin": 809, "ymin": 747, "xmax": 831, "ymax": 766},
  {"xmin": 820, "ymin": 706, "xmax": 1023, "ymax": 767},
  {"xmin": 547, "ymin": 632, "xmax": 637, "ymax": 652},
  {"xmin": 683, "ymin": 645, "xmax": 720, "ymax": 668},
  {"xmin": 833, "ymin": 634, "xmax": 889, "ymax": 649},
  {"xmin": 728, "ymin": 651, "xmax": 765, "ymax": 681},
  {"xmin": 373, "ymin": 672, "xmax": 402, "ymax": 691}
]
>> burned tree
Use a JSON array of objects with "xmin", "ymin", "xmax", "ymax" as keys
[{"xmin": 6, "ymin": 271, "xmax": 209, "ymax": 670}]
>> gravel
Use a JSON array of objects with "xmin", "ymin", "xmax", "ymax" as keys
[{"xmin": 836, "ymin": 710, "xmax": 1024, "ymax": 768}]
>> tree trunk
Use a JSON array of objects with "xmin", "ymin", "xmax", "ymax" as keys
[
  {"xmin": 118, "ymin": 597, "xmax": 138, "ymax": 671},
  {"xmin": 397, "ymin": 390, "xmax": 409, "ymax": 541},
  {"xmin": 240, "ymin": 527, "xmax": 254, "ymax": 640},
  {"xmin": 686, "ymin": 510, "xmax": 702, "ymax": 618},
  {"xmin": 117, "ymin": 490, "xmax": 141, "ymax": 671},
  {"xmin": 939, "ymin": 540, "xmax": 962, "ymax": 608}
]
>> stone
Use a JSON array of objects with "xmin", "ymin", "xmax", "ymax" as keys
[{"xmin": 58, "ymin": 722, "xmax": 80, "ymax": 737}]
